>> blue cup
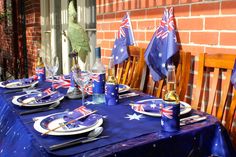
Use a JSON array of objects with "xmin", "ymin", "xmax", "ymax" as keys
[
  {"xmin": 105, "ymin": 83, "xmax": 119, "ymax": 105},
  {"xmin": 160, "ymin": 101, "xmax": 180, "ymax": 132}
]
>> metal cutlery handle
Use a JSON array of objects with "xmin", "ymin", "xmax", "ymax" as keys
[
  {"xmin": 49, "ymin": 136, "xmax": 108, "ymax": 151},
  {"xmin": 19, "ymin": 106, "xmax": 49, "ymax": 115}
]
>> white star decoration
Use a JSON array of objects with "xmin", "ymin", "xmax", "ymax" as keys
[
  {"xmin": 116, "ymin": 56, "xmax": 119, "ymax": 60},
  {"xmin": 120, "ymin": 48, "xmax": 124, "ymax": 52},
  {"xmin": 158, "ymin": 53, "xmax": 162, "ymax": 57},
  {"xmin": 150, "ymin": 104, "xmax": 157, "ymax": 108},
  {"xmin": 125, "ymin": 113, "xmax": 144, "ymax": 120},
  {"xmin": 162, "ymin": 63, "xmax": 165, "ymax": 68},
  {"xmin": 114, "ymin": 45, "xmax": 116, "ymax": 48}
]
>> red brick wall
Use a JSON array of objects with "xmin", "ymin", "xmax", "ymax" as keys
[
  {"xmin": 0, "ymin": 0, "xmax": 40, "ymax": 77},
  {"xmin": 96, "ymin": 0, "xmax": 236, "ymax": 145},
  {"xmin": 24, "ymin": 0, "xmax": 41, "ymax": 76}
]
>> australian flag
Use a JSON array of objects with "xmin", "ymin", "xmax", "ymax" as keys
[
  {"xmin": 112, "ymin": 12, "xmax": 135, "ymax": 65},
  {"xmin": 231, "ymin": 59, "xmax": 236, "ymax": 89},
  {"xmin": 144, "ymin": 7, "xmax": 179, "ymax": 81}
]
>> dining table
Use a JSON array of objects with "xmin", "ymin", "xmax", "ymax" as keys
[{"xmin": 0, "ymin": 79, "xmax": 235, "ymax": 157}]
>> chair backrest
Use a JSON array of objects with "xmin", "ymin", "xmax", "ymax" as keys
[
  {"xmin": 116, "ymin": 46, "xmax": 146, "ymax": 90},
  {"xmin": 192, "ymin": 53, "xmax": 236, "ymax": 132},
  {"xmin": 143, "ymin": 50, "xmax": 191, "ymax": 101}
]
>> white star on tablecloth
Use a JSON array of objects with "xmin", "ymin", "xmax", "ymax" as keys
[
  {"xmin": 150, "ymin": 104, "xmax": 157, "ymax": 108},
  {"xmin": 125, "ymin": 113, "xmax": 144, "ymax": 120}
]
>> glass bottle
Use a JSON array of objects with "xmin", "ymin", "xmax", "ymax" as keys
[
  {"xmin": 91, "ymin": 47, "xmax": 106, "ymax": 104},
  {"xmin": 161, "ymin": 65, "xmax": 180, "ymax": 132},
  {"xmin": 105, "ymin": 56, "xmax": 119, "ymax": 105},
  {"xmin": 35, "ymin": 49, "xmax": 46, "ymax": 82}
]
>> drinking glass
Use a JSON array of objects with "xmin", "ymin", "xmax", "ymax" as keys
[
  {"xmin": 43, "ymin": 56, "xmax": 59, "ymax": 90},
  {"xmin": 72, "ymin": 68, "xmax": 91, "ymax": 106}
]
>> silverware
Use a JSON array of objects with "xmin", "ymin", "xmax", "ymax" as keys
[
  {"xmin": 49, "ymin": 127, "xmax": 104, "ymax": 151},
  {"xmin": 119, "ymin": 92, "xmax": 140, "ymax": 99},
  {"xmin": 180, "ymin": 115, "xmax": 207, "ymax": 126},
  {"xmin": 19, "ymin": 101, "xmax": 60, "ymax": 115},
  {"xmin": 49, "ymin": 135, "xmax": 109, "ymax": 151}
]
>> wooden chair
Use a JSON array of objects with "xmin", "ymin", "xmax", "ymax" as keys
[
  {"xmin": 143, "ymin": 50, "xmax": 191, "ymax": 101},
  {"xmin": 116, "ymin": 46, "xmax": 146, "ymax": 90},
  {"xmin": 192, "ymin": 53, "xmax": 236, "ymax": 135}
]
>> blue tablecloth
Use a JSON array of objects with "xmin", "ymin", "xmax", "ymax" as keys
[{"xmin": 0, "ymin": 82, "xmax": 235, "ymax": 157}]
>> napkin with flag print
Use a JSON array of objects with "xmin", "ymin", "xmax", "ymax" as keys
[
  {"xmin": 63, "ymin": 106, "xmax": 97, "ymax": 129},
  {"xmin": 231, "ymin": 59, "xmax": 236, "ymax": 89},
  {"xmin": 112, "ymin": 12, "xmax": 135, "ymax": 65},
  {"xmin": 144, "ymin": 7, "xmax": 179, "ymax": 81}
]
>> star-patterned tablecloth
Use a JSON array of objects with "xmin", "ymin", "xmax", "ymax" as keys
[{"xmin": 0, "ymin": 82, "xmax": 235, "ymax": 157}]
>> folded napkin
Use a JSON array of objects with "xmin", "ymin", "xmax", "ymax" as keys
[
  {"xmin": 130, "ymin": 103, "xmax": 161, "ymax": 113},
  {"xmin": 63, "ymin": 106, "xmax": 99, "ymax": 129}
]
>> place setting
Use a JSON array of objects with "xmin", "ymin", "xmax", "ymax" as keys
[
  {"xmin": 129, "ymin": 98, "xmax": 208, "ymax": 126},
  {"xmin": 31, "ymin": 105, "xmax": 107, "ymax": 151},
  {"xmin": 12, "ymin": 88, "xmax": 64, "ymax": 107}
]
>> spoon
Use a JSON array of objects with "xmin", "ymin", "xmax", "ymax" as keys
[{"xmin": 49, "ymin": 127, "xmax": 104, "ymax": 151}]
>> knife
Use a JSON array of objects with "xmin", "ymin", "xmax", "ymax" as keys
[
  {"xmin": 19, "ymin": 102, "xmax": 60, "ymax": 115},
  {"xmin": 180, "ymin": 115, "xmax": 207, "ymax": 126},
  {"xmin": 49, "ymin": 135, "xmax": 109, "ymax": 151}
]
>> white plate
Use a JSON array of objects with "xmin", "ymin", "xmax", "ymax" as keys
[
  {"xmin": 12, "ymin": 92, "xmax": 64, "ymax": 107},
  {"xmin": 34, "ymin": 113, "xmax": 103, "ymax": 136},
  {"xmin": 118, "ymin": 84, "xmax": 130, "ymax": 93},
  {"xmin": 132, "ymin": 99, "xmax": 191, "ymax": 117},
  {"xmin": 0, "ymin": 79, "xmax": 38, "ymax": 89}
]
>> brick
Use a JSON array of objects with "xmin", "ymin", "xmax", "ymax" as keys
[
  {"xmin": 124, "ymin": 1, "xmax": 131, "ymax": 10},
  {"xmin": 180, "ymin": 45, "xmax": 204, "ymax": 55},
  {"xmin": 101, "ymin": 57, "xmax": 110, "ymax": 65},
  {"xmin": 130, "ymin": 10, "xmax": 146, "ymax": 20},
  {"xmin": 96, "ymin": 31, "xmax": 103, "ymax": 39},
  {"xmin": 105, "ymin": 4, "xmax": 113, "ymax": 13},
  {"xmin": 104, "ymin": 32, "xmax": 115, "ymax": 39},
  {"xmin": 146, "ymin": 8, "xmax": 164, "ymax": 19},
  {"xmin": 205, "ymin": 47, "xmax": 236, "ymax": 55},
  {"xmin": 104, "ymin": 49, "xmax": 112, "ymax": 57},
  {"xmin": 101, "ymin": 40, "xmax": 110, "ymax": 49},
  {"xmin": 191, "ymin": 3, "xmax": 219, "ymax": 16},
  {"xmin": 205, "ymin": 17, "xmax": 236, "ymax": 30},
  {"xmin": 180, "ymin": 0, "xmax": 202, "ymax": 4},
  {"xmin": 110, "ymin": 22, "xmax": 118, "ymax": 31},
  {"xmin": 174, "ymin": 5, "xmax": 190, "ymax": 17},
  {"xmin": 221, "ymin": 1, "xmax": 236, "ymax": 14},
  {"xmin": 101, "ymin": 22, "xmax": 110, "ymax": 31},
  {"xmin": 116, "ymin": 11, "xmax": 127, "ymax": 20},
  {"xmin": 104, "ymin": 13, "xmax": 115, "ymax": 22},
  {"xmin": 147, "ymin": 0, "xmax": 156, "ymax": 8},
  {"xmin": 191, "ymin": 32, "xmax": 218, "ymax": 45},
  {"xmin": 176, "ymin": 31, "xmax": 189, "ymax": 43},
  {"xmin": 137, "ymin": 20, "xmax": 155, "ymax": 30},
  {"xmin": 134, "ymin": 31, "xmax": 145, "ymax": 41},
  {"xmin": 177, "ymin": 18, "xmax": 203, "ymax": 30},
  {"xmin": 141, "ymin": 0, "xmax": 148, "ymax": 9},
  {"xmin": 117, "ymin": 2, "xmax": 123, "ymax": 11},
  {"xmin": 220, "ymin": 32, "xmax": 236, "ymax": 46}
]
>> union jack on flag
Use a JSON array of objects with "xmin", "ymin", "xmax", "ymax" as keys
[
  {"xmin": 84, "ymin": 84, "xmax": 93, "ymax": 95},
  {"xmin": 74, "ymin": 106, "xmax": 92, "ymax": 116},
  {"xmin": 36, "ymin": 68, "xmax": 44, "ymax": 74},
  {"xmin": 162, "ymin": 106, "xmax": 173, "ymax": 119},
  {"xmin": 43, "ymin": 88, "xmax": 53, "ymax": 95},
  {"xmin": 112, "ymin": 12, "xmax": 135, "ymax": 65},
  {"xmin": 91, "ymin": 74, "xmax": 100, "ymax": 82},
  {"xmin": 131, "ymin": 104, "xmax": 145, "ymax": 112},
  {"xmin": 144, "ymin": 7, "xmax": 179, "ymax": 81}
]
